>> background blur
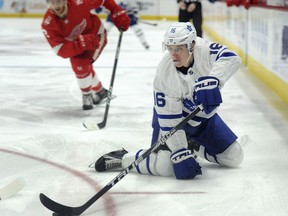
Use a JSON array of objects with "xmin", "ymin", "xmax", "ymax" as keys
[{"xmin": 1, "ymin": 0, "xmax": 287, "ymax": 103}]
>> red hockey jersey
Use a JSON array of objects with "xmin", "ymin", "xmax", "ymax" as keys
[{"xmin": 42, "ymin": 0, "xmax": 118, "ymax": 58}]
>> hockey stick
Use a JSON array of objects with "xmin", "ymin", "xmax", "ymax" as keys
[
  {"xmin": 0, "ymin": 177, "xmax": 26, "ymax": 200},
  {"xmin": 39, "ymin": 105, "xmax": 203, "ymax": 216},
  {"xmin": 83, "ymin": 29, "xmax": 124, "ymax": 130},
  {"xmin": 140, "ymin": 20, "xmax": 158, "ymax": 26}
]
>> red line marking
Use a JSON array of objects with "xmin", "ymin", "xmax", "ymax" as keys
[
  {"xmin": 0, "ymin": 148, "xmax": 207, "ymax": 215},
  {"xmin": 0, "ymin": 148, "xmax": 115, "ymax": 216}
]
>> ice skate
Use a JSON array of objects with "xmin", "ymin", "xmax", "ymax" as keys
[
  {"xmin": 93, "ymin": 88, "xmax": 108, "ymax": 105},
  {"xmin": 93, "ymin": 88, "xmax": 116, "ymax": 105},
  {"xmin": 82, "ymin": 93, "xmax": 93, "ymax": 110},
  {"xmin": 94, "ymin": 149, "xmax": 128, "ymax": 172},
  {"xmin": 143, "ymin": 42, "xmax": 150, "ymax": 50}
]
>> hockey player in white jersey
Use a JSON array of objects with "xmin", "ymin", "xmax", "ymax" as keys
[
  {"xmin": 93, "ymin": 22, "xmax": 244, "ymax": 180},
  {"xmin": 104, "ymin": 0, "xmax": 150, "ymax": 49}
]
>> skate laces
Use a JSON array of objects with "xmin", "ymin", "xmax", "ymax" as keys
[{"xmin": 102, "ymin": 155, "xmax": 122, "ymax": 170}]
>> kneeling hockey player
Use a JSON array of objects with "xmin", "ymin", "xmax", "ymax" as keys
[{"xmin": 93, "ymin": 22, "xmax": 244, "ymax": 179}]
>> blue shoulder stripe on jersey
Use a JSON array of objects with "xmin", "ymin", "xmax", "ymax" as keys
[
  {"xmin": 157, "ymin": 113, "xmax": 182, "ymax": 119},
  {"xmin": 210, "ymin": 50, "xmax": 218, "ymax": 55},
  {"xmin": 216, "ymin": 51, "xmax": 236, "ymax": 61},
  {"xmin": 215, "ymin": 47, "xmax": 226, "ymax": 57}
]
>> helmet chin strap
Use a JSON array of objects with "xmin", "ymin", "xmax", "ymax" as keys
[{"xmin": 184, "ymin": 51, "xmax": 193, "ymax": 67}]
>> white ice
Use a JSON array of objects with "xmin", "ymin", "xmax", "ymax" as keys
[{"xmin": 0, "ymin": 18, "xmax": 288, "ymax": 216}]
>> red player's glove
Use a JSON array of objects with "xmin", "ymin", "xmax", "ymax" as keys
[
  {"xmin": 111, "ymin": 6, "xmax": 130, "ymax": 31},
  {"xmin": 77, "ymin": 34, "xmax": 100, "ymax": 51}
]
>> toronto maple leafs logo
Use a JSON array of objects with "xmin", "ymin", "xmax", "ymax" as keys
[
  {"xmin": 170, "ymin": 27, "xmax": 176, "ymax": 34},
  {"xmin": 186, "ymin": 25, "xmax": 192, "ymax": 32}
]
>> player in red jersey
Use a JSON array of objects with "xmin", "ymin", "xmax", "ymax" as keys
[{"xmin": 42, "ymin": 0, "xmax": 130, "ymax": 110}]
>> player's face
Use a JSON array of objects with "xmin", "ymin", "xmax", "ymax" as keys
[
  {"xmin": 167, "ymin": 45, "xmax": 191, "ymax": 67},
  {"xmin": 48, "ymin": 0, "xmax": 67, "ymax": 17}
]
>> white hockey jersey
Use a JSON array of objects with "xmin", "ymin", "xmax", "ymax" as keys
[{"xmin": 153, "ymin": 37, "xmax": 242, "ymax": 152}]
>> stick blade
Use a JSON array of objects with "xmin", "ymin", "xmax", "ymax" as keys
[
  {"xmin": 82, "ymin": 120, "xmax": 107, "ymax": 130},
  {"xmin": 82, "ymin": 122, "xmax": 100, "ymax": 130},
  {"xmin": 0, "ymin": 177, "xmax": 26, "ymax": 200},
  {"xmin": 82, "ymin": 95, "xmax": 115, "ymax": 130},
  {"xmin": 40, "ymin": 193, "xmax": 81, "ymax": 215}
]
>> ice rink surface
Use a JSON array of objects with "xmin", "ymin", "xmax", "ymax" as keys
[{"xmin": 0, "ymin": 18, "xmax": 288, "ymax": 216}]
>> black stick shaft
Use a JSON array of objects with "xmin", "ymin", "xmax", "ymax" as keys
[
  {"xmin": 39, "ymin": 105, "xmax": 202, "ymax": 215},
  {"xmin": 82, "ymin": 106, "xmax": 202, "ymax": 213},
  {"xmin": 97, "ymin": 29, "xmax": 124, "ymax": 129}
]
